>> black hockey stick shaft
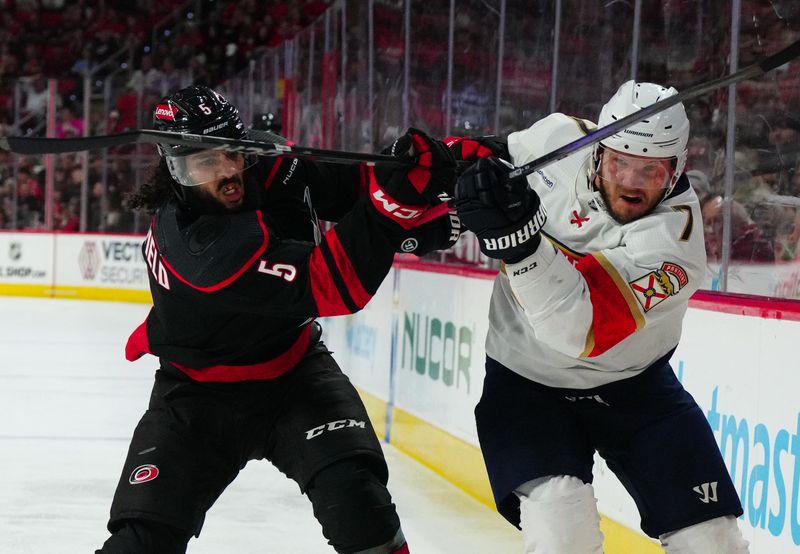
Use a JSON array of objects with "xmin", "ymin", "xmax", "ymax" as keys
[
  {"xmin": 506, "ymin": 38, "xmax": 800, "ymax": 181},
  {"xmin": 3, "ymin": 40, "xmax": 796, "ymax": 173},
  {"xmin": 0, "ymin": 129, "xmax": 411, "ymax": 166}
]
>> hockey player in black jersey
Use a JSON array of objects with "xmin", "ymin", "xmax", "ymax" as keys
[{"xmin": 96, "ymin": 85, "xmax": 461, "ymax": 554}]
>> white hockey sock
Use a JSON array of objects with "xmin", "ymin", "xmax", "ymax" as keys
[
  {"xmin": 659, "ymin": 516, "xmax": 749, "ymax": 554},
  {"xmin": 516, "ymin": 475, "xmax": 604, "ymax": 554}
]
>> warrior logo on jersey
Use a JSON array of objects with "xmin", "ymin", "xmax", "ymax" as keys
[
  {"xmin": 129, "ymin": 464, "xmax": 159, "ymax": 484},
  {"xmin": 629, "ymin": 261, "xmax": 687, "ymax": 312}
]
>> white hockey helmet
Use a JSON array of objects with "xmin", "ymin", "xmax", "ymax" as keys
[{"xmin": 595, "ymin": 80, "xmax": 690, "ymax": 198}]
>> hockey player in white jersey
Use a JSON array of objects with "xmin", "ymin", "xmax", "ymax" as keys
[{"xmin": 453, "ymin": 81, "xmax": 749, "ymax": 553}]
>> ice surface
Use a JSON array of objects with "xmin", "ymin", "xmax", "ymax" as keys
[{"xmin": 0, "ymin": 296, "xmax": 519, "ymax": 553}]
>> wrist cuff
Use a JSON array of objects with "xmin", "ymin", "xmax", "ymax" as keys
[
  {"xmin": 504, "ymin": 239, "xmax": 557, "ymax": 285},
  {"xmin": 368, "ymin": 171, "xmax": 427, "ymax": 230}
]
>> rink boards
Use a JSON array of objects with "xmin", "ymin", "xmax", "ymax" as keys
[{"xmin": 2, "ymin": 230, "xmax": 799, "ymax": 553}]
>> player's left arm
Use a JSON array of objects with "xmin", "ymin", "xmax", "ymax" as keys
[
  {"xmin": 505, "ymin": 200, "xmax": 706, "ymax": 359},
  {"xmin": 288, "ymin": 159, "xmax": 365, "ymax": 222},
  {"xmin": 296, "ymin": 129, "xmax": 469, "ymax": 224},
  {"xmin": 303, "ymin": 130, "xmax": 463, "ymax": 255}
]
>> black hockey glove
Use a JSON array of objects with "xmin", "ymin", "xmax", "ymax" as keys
[
  {"xmin": 444, "ymin": 135, "xmax": 509, "ymax": 162},
  {"xmin": 395, "ymin": 207, "xmax": 462, "ymax": 257},
  {"xmin": 454, "ymin": 157, "xmax": 546, "ymax": 263}
]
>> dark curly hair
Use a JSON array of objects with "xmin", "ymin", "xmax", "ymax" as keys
[{"xmin": 125, "ymin": 159, "xmax": 178, "ymax": 214}]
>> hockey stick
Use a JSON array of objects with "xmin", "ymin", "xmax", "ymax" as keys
[
  {"xmin": 0, "ymin": 128, "xmax": 411, "ymax": 166},
  {"xmin": 2, "ymin": 40, "xmax": 796, "ymax": 173},
  {"xmin": 506, "ymin": 38, "xmax": 800, "ymax": 181}
]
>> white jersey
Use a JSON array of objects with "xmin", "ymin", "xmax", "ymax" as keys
[{"xmin": 485, "ymin": 113, "xmax": 706, "ymax": 389}]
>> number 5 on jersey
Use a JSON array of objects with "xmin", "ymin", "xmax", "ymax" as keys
[{"xmin": 258, "ymin": 260, "xmax": 297, "ymax": 282}]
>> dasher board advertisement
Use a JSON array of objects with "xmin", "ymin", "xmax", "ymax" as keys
[
  {"xmin": 0, "ymin": 232, "xmax": 52, "ymax": 286},
  {"xmin": 54, "ymin": 234, "xmax": 148, "ymax": 291}
]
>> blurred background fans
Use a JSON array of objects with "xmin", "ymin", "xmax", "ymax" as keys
[{"xmin": 0, "ymin": 0, "xmax": 798, "ymax": 298}]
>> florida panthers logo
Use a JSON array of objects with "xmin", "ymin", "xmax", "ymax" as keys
[{"xmin": 629, "ymin": 261, "xmax": 688, "ymax": 312}]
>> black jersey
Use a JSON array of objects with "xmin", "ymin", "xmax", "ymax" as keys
[{"xmin": 126, "ymin": 156, "xmax": 406, "ymax": 382}]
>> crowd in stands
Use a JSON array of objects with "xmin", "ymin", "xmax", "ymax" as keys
[
  {"xmin": 0, "ymin": 0, "xmax": 331, "ymax": 232},
  {"xmin": 0, "ymin": 0, "xmax": 799, "ymax": 296},
  {"xmin": 396, "ymin": 1, "xmax": 800, "ymax": 279}
]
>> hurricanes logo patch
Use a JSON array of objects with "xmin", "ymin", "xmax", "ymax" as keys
[
  {"xmin": 629, "ymin": 261, "xmax": 688, "ymax": 312},
  {"xmin": 129, "ymin": 464, "xmax": 159, "ymax": 484}
]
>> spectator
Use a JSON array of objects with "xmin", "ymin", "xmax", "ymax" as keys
[
  {"xmin": 188, "ymin": 54, "xmax": 211, "ymax": 86},
  {"xmin": 0, "ymin": 41, "xmax": 19, "ymax": 78},
  {"xmin": 149, "ymin": 56, "xmax": 187, "ymax": 97},
  {"xmin": 113, "ymin": 87, "xmax": 140, "ymax": 132},
  {"xmin": 701, "ymin": 194, "xmax": 775, "ymax": 262},
  {"xmin": 55, "ymin": 105, "xmax": 85, "ymax": 138},
  {"xmin": 22, "ymin": 73, "xmax": 52, "ymax": 117},
  {"xmin": 19, "ymin": 42, "xmax": 42, "ymax": 76},
  {"xmin": 686, "ymin": 169, "xmax": 712, "ymax": 198},
  {"xmin": 773, "ymin": 200, "xmax": 800, "ymax": 262},
  {"xmin": 127, "ymin": 54, "xmax": 163, "ymax": 97},
  {"xmin": 87, "ymin": 28, "xmax": 120, "ymax": 67},
  {"xmin": 449, "ymin": 79, "xmax": 491, "ymax": 135},
  {"xmin": 15, "ymin": 167, "xmax": 44, "ymax": 229}
]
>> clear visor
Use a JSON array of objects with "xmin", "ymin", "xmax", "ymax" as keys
[
  {"xmin": 597, "ymin": 149, "xmax": 675, "ymax": 191},
  {"xmin": 166, "ymin": 150, "xmax": 257, "ymax": 187}
]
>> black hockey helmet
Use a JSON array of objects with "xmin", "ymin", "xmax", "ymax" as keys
[{"xmin": 153, "ymin": 85, "xmax": 255, "ymax": 192}]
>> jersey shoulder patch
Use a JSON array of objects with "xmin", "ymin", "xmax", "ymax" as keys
[
  {"xmin": 155, "ymin": 205, "xmax": 269, "ymax": 290},
  {"xmin": 629, "ymin": 261, "xmax": 690, "ymax": 312}
]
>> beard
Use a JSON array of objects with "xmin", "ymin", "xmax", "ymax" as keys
[
  {"xmin": 596, "ymin": 178, "xmax": 660, "ymax": 225},
  {"xmin": 188, "ymin": 174, "xmax": 258, "ymax": 215}
]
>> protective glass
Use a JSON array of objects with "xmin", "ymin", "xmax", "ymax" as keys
[
  {"xmin": 166, "ymin": 150, "xmax": 257, "ymax": 187},
  {"xmin": 597, "ymin": 149, "xmax": 675, "ymax": 191}
]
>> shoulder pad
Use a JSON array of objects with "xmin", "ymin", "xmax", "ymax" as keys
[
  {"xmin": 508, "ymin": 113, "xmax": 596, "ymax": 166},
  {"xmin": 155, "ymin": 205, "xmax": 269, "ymax": 290}
]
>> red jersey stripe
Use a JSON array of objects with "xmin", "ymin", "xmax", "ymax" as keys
[
  {"xmin": 323, "ymin": 228, "xmax": 373, "ymax": 309},
  {"xmin": 263, "ymin": 156, "xmax": 285, "ymax": 191},
  {"xmin": 308, "ymin": 245, "xmax": 350, "ymax": 315},
  {"xmin": 576, "ymin": 252, "xmax": 645, "ymax": 357},
  {"xmin": 170, "ymin": 324, "xmax": 313, "ymax": 381}
]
